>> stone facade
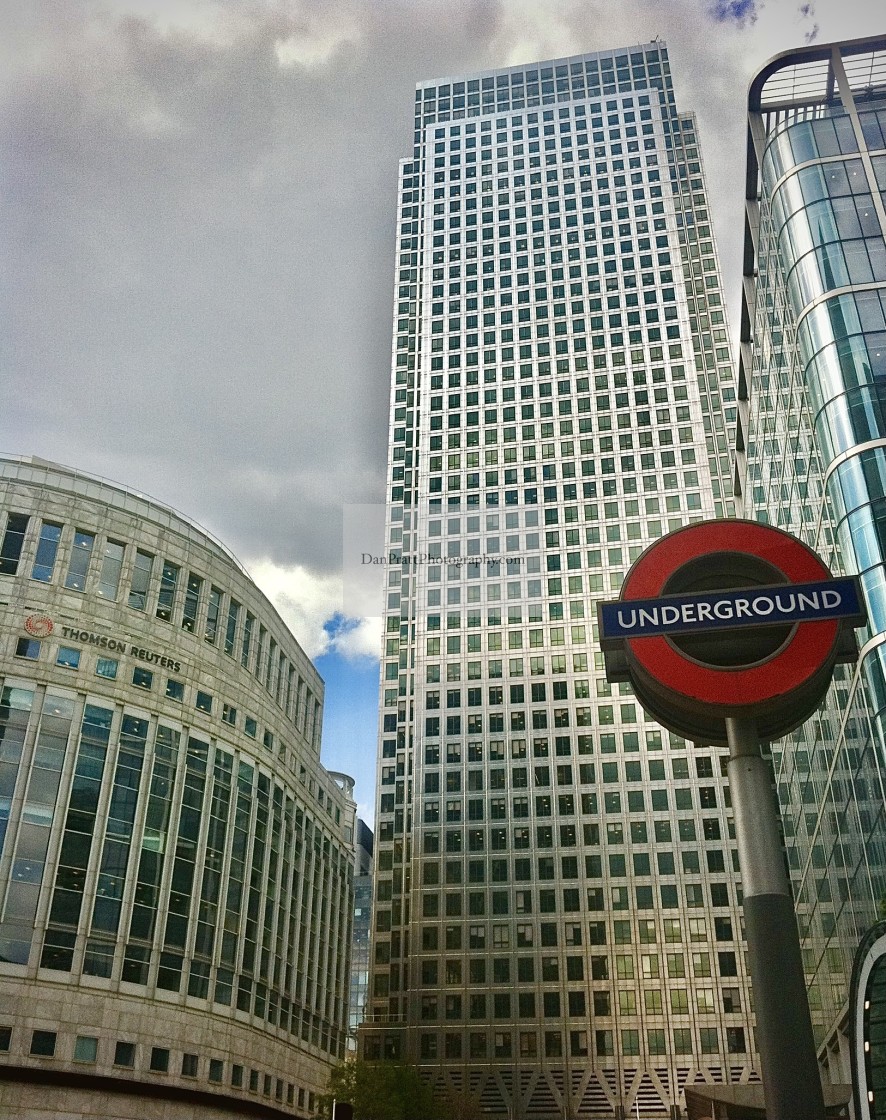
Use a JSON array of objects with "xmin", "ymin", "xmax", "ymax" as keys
[{"xmin": 0, "ymin": 455, "xmax": 355, "ymax": 1118}]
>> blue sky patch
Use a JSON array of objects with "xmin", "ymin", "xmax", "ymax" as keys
[{"xmin": 711, "ymin": 0, "xmax": 760, "ymax": 26}]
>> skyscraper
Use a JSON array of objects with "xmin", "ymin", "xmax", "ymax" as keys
[
  {"xmin": 349, "ymin": 819, "xmax": 375, "ymax": 1051},
  {"xmin": 363, "ymin": 42, "xmax": 755, "ymax": 1119},
  {"xmin": 736, "ymin": 34, "xmax": 886, "ymax": 1084}
]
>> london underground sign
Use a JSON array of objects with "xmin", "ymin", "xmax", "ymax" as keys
[
  {"xmin": 597, "ymin": 519, "xmax": 865, "ymax": 745},
  {"xmin": 600, "ymin": 578, "xmax": 862, "ymax": 640},
  {"xmin": 597, "ymin": 519, "xmax": 866, "ymax": 1120}
]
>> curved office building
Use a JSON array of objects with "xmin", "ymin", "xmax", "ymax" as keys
[
  {"xmin": 0, "ymin": 456, "xmax": 355, "ymax": 1119},
  {"xmin": 736, "ymin": 35, "xmax": 886, "ymax": 1080}
]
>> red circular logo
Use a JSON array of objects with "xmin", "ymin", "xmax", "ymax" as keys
[
  {"xmin": 620, "ymin": 520, "xmax": 837, "ymax": 709},
  {"xmin": 24, "ymin": 615, "xmax": 53, "ymax": 638}
]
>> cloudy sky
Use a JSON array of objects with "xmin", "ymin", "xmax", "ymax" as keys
[{"xmin": 2, "ymin": 0, "xmax": 882, "ymax": 821}]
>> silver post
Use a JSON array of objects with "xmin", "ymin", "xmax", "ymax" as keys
[{"xmin": 725, "ymin": 716, "xmax": 826, "ymax": 1120}]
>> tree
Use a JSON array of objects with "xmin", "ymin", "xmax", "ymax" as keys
[
  {"xmin": 443, "ymin": 1086, "xmax": 486, "ymax": 1120},
  {"xmin": 323, "ymin": 1060, "xmax": 441, "ymax": 1120}
]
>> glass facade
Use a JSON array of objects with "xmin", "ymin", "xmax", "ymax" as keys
[
  {"xmin": 736, "ymin": 34, "xmax": 886, "ymax": 1083},
  {"xmin": 349, "ymin": 819, "xmax": 374, "ymax": 1052},
  {"xmin": 363, "ymin": 42, "xmax": 756, "ymax": 1120},
  {"xmin": 0, "ymin": 456, "xmax": 355, "ymax": 1119}
]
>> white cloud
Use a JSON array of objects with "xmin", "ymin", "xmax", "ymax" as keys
[
  {"xmin": 245, "ymin": 557, "xmax": 381, "ymax": 662},
  {"xmin": 330, "ymin": 615, "xmax": 384, "ymax": 659},
  {"xmin": 274, "ymin": 24, "xmax": 362, "ymax": 69}
]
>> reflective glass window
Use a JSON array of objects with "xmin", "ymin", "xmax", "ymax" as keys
[
  {"xmin": 56, "ymin": 646, "xmax": 81, "ymax": 670},
  {"xmin": 205, "ymin": 587, "xmax": 222, "ymax": 644},
  {"xmin": 31, "ymin": 522, "xmax": 62, "ymax": 582},
  {"xmin": 30, "ymin": 1030, "xmax": 56, "ymax": 1056},
  {"xmin": 0, "ymin": 513, "xmax": 29, "ymax": 575},
  {"xmin": 132, "ymin": 667, "xmax": 153, "ymax": 690},
  {"xmin": 182, "ymin": 573, "xmax": 203, "ymax": 633},
  {"xmin": 155, "ymin": 561, "xmax": 180, "ymax": 621},
  {"xmin": 74, "ymin": 1036, "xmax": 98, "ymax": 1062},
  {"xmin": 165, "ymin": 678, "xmax": 184, "ymax": 701},
  {"xmin": 128, "ymin": 550, "xmax": 153, "ymax": 610},
  {"xmin": 64, "ymin": 530, "xmax": 95, "ymax": 591},
  {"xmin": 15, "ymin": 638, "xmax": 40, "ymax": 660},
  {"xmin": 114, "ymin": 1041, "xmax": 135, "ymax": 1067},
  {"xmin": 225, "ymin": 600, "xmax": 240, "ymax": 655},
  {"xmin": 150, "ymin": 1046, "xmax": 169, "ymax": 1072},
  {"xmin": 97, "ymin": 540, "xmax": 125, "ymax": 600}
]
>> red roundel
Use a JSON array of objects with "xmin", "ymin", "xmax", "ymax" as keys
[
  {"xmin": 620, "ymin": 521, "xmax": 839, "ymax": 709},
  {"xmin": 24, "ymin": 614, "xmax": 53, "ymax": 638}
]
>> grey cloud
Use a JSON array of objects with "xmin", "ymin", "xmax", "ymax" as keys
[
  {"xmin": 2, "ymin": 0, "xmax": 881, "ymax": 579},
  {"xmin": 1, "ymin": 0, "xmax": 505, "ymax": 568}
]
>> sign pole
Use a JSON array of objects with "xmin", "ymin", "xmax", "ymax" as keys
[
  {"xmin": 725, "ymin": 716, "xmax": 826, "ymax": 1120},
  {"xmin": 598, "ymin": 521, "xmax": 867, "ymax": 1118}
]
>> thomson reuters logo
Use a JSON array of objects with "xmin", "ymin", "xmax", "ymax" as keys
[{"xmin": 24, "ymin": 615, "xmax": 53, "ymax": 638}]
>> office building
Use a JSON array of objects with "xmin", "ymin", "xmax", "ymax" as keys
[
  {"xmin": 736, "ymin": 34, "xmax": 886, "ymax": 1084},
  {"xmin": 348, "ymin": 819, "xmax": 375, "ymax": 1051},
  {"xmin": 0, "ymin": 456, "xmax": 355, "ymax": 1119},
  {"xmin": 363, "ymin": 42, "xmax": 757, "ymax": 1119}
]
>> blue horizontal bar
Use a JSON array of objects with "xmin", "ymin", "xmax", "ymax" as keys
[{"xmin": 598, "ymin": 577, "xmax": 865, "ymax": 643}]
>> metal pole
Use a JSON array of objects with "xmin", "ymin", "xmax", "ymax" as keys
[{"xmin": 725, "ymin": 716, "xmax": 826, "ymax": 1120}]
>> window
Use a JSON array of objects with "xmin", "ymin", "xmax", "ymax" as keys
[
  {"xmin": 15, "ymin": 637, "xmax": 40, "ymax": 660},
  {"xmin": 242, "ymin": 613, "xmax": 255, "ymax": 668},
  {"xmin": 128, "ymin": 550, "xmax": 154, "ymax": 609},
  {"xmin": 718, "ymin": 951, "xmax": 738, "ymax": 977},
  {"xmin": 97, "ymin": 540, "xmax": 125, "ymax": 600},
  {"xmin": 722, "ymin": 987, "xmax": 741, "ymax": 1012},
  {"xmin": 150, "ymin": 1047, "xmax": 170, "ymax": 1072},
  {"xmin": 182, "ymin": 1053, "xmax": 199, "ymax": 1077},
  {"xmin": 726, "ymin": 1026, "xmax": 746, "ymax": 1054},
  {"xmin": 165, "ymin": 678, "xmax": 184, "ymax": 701},
  {"xmin": 699, "ymin": 1026, "xmax": 719, "ymax": 1053},
  {"xmin": 205, "ymin": 587, "xmax": 222, "ymax": 643},
  {"xmin": 0, "ymin": 1028, "xmax": 10, "ymax": 1052},
  {"xmin": 222, "ymin": 704, "xmax": 237, "ymax": 726},
  {"xmin": 31, "ymin": 522, "xmax": 62, "ymax": 582},
  {"xmin": 195, "ymin": 691, "xmax": 212, "ymax": 714},
  {"xmin": 114, "ymin": 1041, "xmax": 136, "ymax": 1067},
  {"xmin": 244, "ymin": 716, "xmax": 258, "ymax": 737},
  {"xmin": 209, "ymin": 1058, "xmax": 224, "ymax": 1083},
  {"xmin": 182, "ymin": 573, "xmax": 203, "ymax": 632},
  {"xmin": 73, "ymin": 1035, "xmax": 98, "ymax": 1062},
  {"xmin": 56, "ymin": 646, "xmax": 81, "ymax": 670},
  {"xmin": 96, "ymin": 657, "xmax": 118, "ymax": 679},
  {"xmin": 156, "ymin": 561, "xmax": 180, "ymax": 621},
  {"xmin": 0, "ymin": 513, "xmax": 29, "ymax": 574},
  {"xmin": 132, "ymin": 667, "xmax": 153, "ymax": 690},
  {"xmin": 225, "ymin": 601, "xmax": 240, "ymax": 655},
  {"xmin": 30, "ymin": 1030, "xmax": 57, "ymax": 1057},
  {"xmin": 65, "ymin": 530, "xmax": 95, "ymax": 591}
]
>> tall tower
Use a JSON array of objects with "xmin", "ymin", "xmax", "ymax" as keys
[
  {"xmin": 364, "ymin": 43, "xmax": 753, "ymax": 1119},
  {"xmin": 736, "ymin": 34, "xmax": 886, "ymax": 1085},
  {"xmin": 348, "ymin": 819, "xmax": 374, "ymax": 1052}
]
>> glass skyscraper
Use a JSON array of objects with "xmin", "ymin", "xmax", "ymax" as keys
[
  {"xmin": 363, "ymin": 42, "xmax": 755, "ymax": 1119},
  {"xmin": 349, "ymin": 819, "xmax": 374, "ymax": 1051},
  {"xmin": 736, "ymin": 35, "xmax": 886, "ymax": 1085}
]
